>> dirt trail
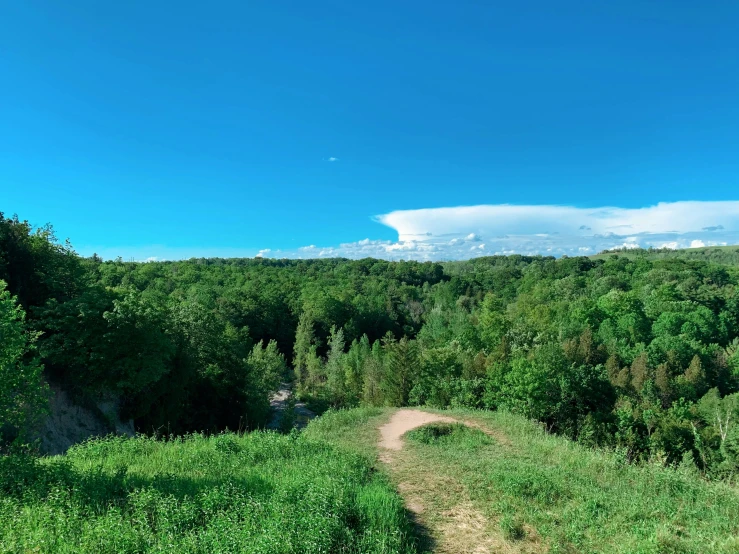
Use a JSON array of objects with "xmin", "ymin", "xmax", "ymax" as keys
[
  {"xmin": 379, "ymin": 409, "xmax": 457, "ymax": 451},
  {"xmin": 378, "ymin": 409, "xmax": 541, "ymax": 554}
]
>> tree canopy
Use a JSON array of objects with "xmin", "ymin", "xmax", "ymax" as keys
[{"xmin": 4, "ymin": 212, "xmax": 739, "ymax": 480}]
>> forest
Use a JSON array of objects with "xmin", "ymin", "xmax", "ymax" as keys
[{"xmin": 3, "ymin": 211, "xmax": 739, "ymax": 482}]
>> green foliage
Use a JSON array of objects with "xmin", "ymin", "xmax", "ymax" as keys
[
  {"xmin": 405, "ymin": 423, "xmax": 492, "ymax": 450},
  {"xmin": 244, "ymin": 340, "xmax": 287, "ymax": 425},
  {"xmin": 0, "ymin": 281, "xmax": 47, "ymax": 441},
  {"xmin": 325, "ymin": 325, "xmax": 347, "ymax": 406},
  {"xmin": 386, "ymin": 407, "xmax": 739, "ymax": 553},
  {"xmin": 381, "ymin": 335, "xmax": 419, "ymax": 407},
  {"xmin": 6, "ymin": 212, "xmax": 739, "ymax": 480},
  {"xmin": 0, "ymin": 214, "xmax": 84, "ymax": 309},
  {"xmin": 0, "ymin": 432, "xmax": 416, "ymax": 553},
  {"xmin": 499, "ymin": 513, "xmax": 526, "ymax": 541},
  {"xmin": 292, "ymin": 310, "xmax": 317, "ymax": 381}
]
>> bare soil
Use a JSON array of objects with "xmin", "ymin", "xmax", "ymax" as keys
[
  {"xmin": 378, "ymin": 409, "xmax": 456, "ymax": 452},
  {"xmin": 377, "ymin": 409, "xmax": 544, "ymax": 554}
]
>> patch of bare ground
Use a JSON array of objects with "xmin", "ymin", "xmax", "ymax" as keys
[{"xmin": 378, "ymin": 409, "xmax": 545, "ymax": 554}]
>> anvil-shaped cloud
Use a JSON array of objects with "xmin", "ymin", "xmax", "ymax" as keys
[
  {"xmin": 262, "ymin": 201, "xmax": 739, "ymax": 261},
  {"xmin": 376, "ymin": 202, "xmax": 739, "ymax": 242},
  {"xmin": 105, "ymin": 201, "xmax": 739, "ymax": 261}
]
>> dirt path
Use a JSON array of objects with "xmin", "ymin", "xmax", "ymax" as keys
[
  {"xmin": 378, "ymin": 409, "xmax": 456, "ymax": 453},
  {"xmin": 378, "ymin": 409, "xmax": 542, "ymax": 554}
]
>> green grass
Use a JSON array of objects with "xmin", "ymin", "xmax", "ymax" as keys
[
  {"xmin": 410, "ymin": 411, "xmax": 739, "ymax": 553},
  {"xmin": 406, "ymin": 423, "xmax": 492, "ymax": 450},
  {"xmin": 7, "ymin": 407, "xmax": 739, "ymax": 553},
  {"xmin": 303, "ymin": 406, "xmax": 393, "ymax": 458},
  {"xmin": 0, "ymin": 430, "xmax": 416, "ymax": 554},
  {"xmin": 313, "ymin": 407, "xmax": 739, "ymax": 553}
]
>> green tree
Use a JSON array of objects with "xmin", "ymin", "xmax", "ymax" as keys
[
  {"xmin": 361, "ymin": 340, "xmax": 384, "ymax": 406},
  {"xmin": 381, "ymin": 334, "xmax": 418, "ymax": 406},
  {"xmin": 0, "ymin": 282, "xmax": 47, "ymax": 441},
  {"xmin": 293, "ymin": 311, "xmax": 317, "ymax": 388},
  {"xmin": 343, "ymin": 335, "xmax": 371, "ymax": 406},
  {"xmin": 244, "ymin": 340, "xmax": 286, "ymax": 426},
  {"xmin": 630, "ymin": 351, "xmax": 651, "ymax": 394},
  {"xmin": 325, "ymin": 326, "xmax": 347, "ymax": 406},
  {"xmin": 478, "ymin": 294, "xmax": 509, "ymax": 353},
  {"xmin": 37, "ymin": 289, "xmax": 175, "ymax": 402},
  {"xmin": 0, "ymin": 214, "xmax": 84, "ymax": 308}
]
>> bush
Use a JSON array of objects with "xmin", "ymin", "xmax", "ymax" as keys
[{"xmin": 0, "ymin": 281, "xmax": 47, "ymax": 443}]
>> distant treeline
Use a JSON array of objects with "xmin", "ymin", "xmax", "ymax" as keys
[
  {"xmin": 3, "ymin": 212, "xmax": 739, "ymax": 480},
  {"xmin": 593, "ymin": 245, "xmax": 739, "ymax": 265}
]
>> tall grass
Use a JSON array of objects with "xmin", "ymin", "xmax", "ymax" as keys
[
  {"xmin": 406, "ymin": 410, "xmax": 739, "ymax": 553},
  {"xmin": 303, "ymin": 406, "xmax": 391, "ymax": 458},
  {"xmin": 0, "ymin": 430, "xmax": 416, "ymax": 553}
]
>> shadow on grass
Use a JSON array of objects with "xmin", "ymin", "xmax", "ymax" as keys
[
  {"xmin": 405, "ymin": 506, "xmax": 437, "ymax": 554},
  {"xmin": 0, "ymin": 450, "xmax": 272, "ymax": 509},
  {"xmin": 2, "ymin": 451, "xmax": 426, "ymax": 552}
]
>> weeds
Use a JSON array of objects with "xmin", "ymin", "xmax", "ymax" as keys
[
  {"xmin": 403, "ymin": 409, "xmax": 739, "ymax": 553},
  {"xmin": 0, "ymin": 431, "xmax": 416, "ymax": 553},
  {"xmin": 499, "ymin": 513, "xmax": 526, "ymax": 541},
  {"xmin": 406, "ymin": 423, "xmax": 492, "ymax": 450}
]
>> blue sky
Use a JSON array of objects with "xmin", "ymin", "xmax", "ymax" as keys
[{"xmin": 2, "ymin": 1, "xmax": 738, "ymax": 260}]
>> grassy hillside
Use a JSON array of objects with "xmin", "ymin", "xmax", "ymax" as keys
[
  {"xmin": 307, "ymin": 407, "xmax": 739, "ymax": 554},
  {"xmin": 0, "ymin": 430, "xmax": 415, "ymax": 554},
  {"xmin": 4, "ymin": 406, "xmax": 739, "ymax": 553}
]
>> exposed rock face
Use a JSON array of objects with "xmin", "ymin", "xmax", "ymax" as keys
[
  {"xmin": 33, "ymin": 385, "xmax": 135, "ymax": 455},
  {"xmin": 267, "ymin": 382, "xmax": 315, "ymax": 431}
]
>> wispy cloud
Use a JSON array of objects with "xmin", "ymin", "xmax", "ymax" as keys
[
  {"xmin": 260, "ymin": 201, "xmax": 739, "ymax": 261},
  {"xmin": 327, "ymin": 157, "xmax": 339, "ymax": 162}
]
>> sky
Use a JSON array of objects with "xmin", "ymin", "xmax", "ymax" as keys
[{"xmin": 2, "ymin": 1, "xmax": 739, "ymax": 261}]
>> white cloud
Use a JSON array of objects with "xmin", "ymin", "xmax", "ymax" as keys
[
  {"xmin": 83, "ymin": 201, "xmax": 739, "ymax": 263},
  {"xmin": 327, "ymin": 157, "xmax": 339, "ymax": 162},
  {"xmin": 375, "ymin": 201, "xmax": 739, "ymax": 242},
  {"xmin": 257, "ymin": 201, "xmax": 739, "ymax": 261}
]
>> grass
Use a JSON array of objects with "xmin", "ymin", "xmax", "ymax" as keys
[
  {"xmin": 406, "ymin": 423, "xmax": 493, "ymax": 449},
  {"xmin": 416, "ymin": 410, "xmax": 739, "ymax": 553},
  {"xmin": 461, "ymin": 410, "xmax": 739, "ymax": 552},
  {"xmin": 0, "ymin": 429, "xmax": 416, "ymax": 554},
  {"xmin": 303, "ymin": 406, "xmax": 393, "ymax": 458},
  {"xmin": 6, "ymin": 406, "xmax": 739, "ymax": 553},
  {"xmin": 313, "ymin": 407, "xmax": 739, "ymax": 554}
]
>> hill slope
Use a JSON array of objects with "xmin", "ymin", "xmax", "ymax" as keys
[
  {"xmin": 0, "ymin": 430, "xmax": 415, "ymax": 554},
  {"xmin": 306, "ymin": 407, "xmax": 739, "ymax": 554}
]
